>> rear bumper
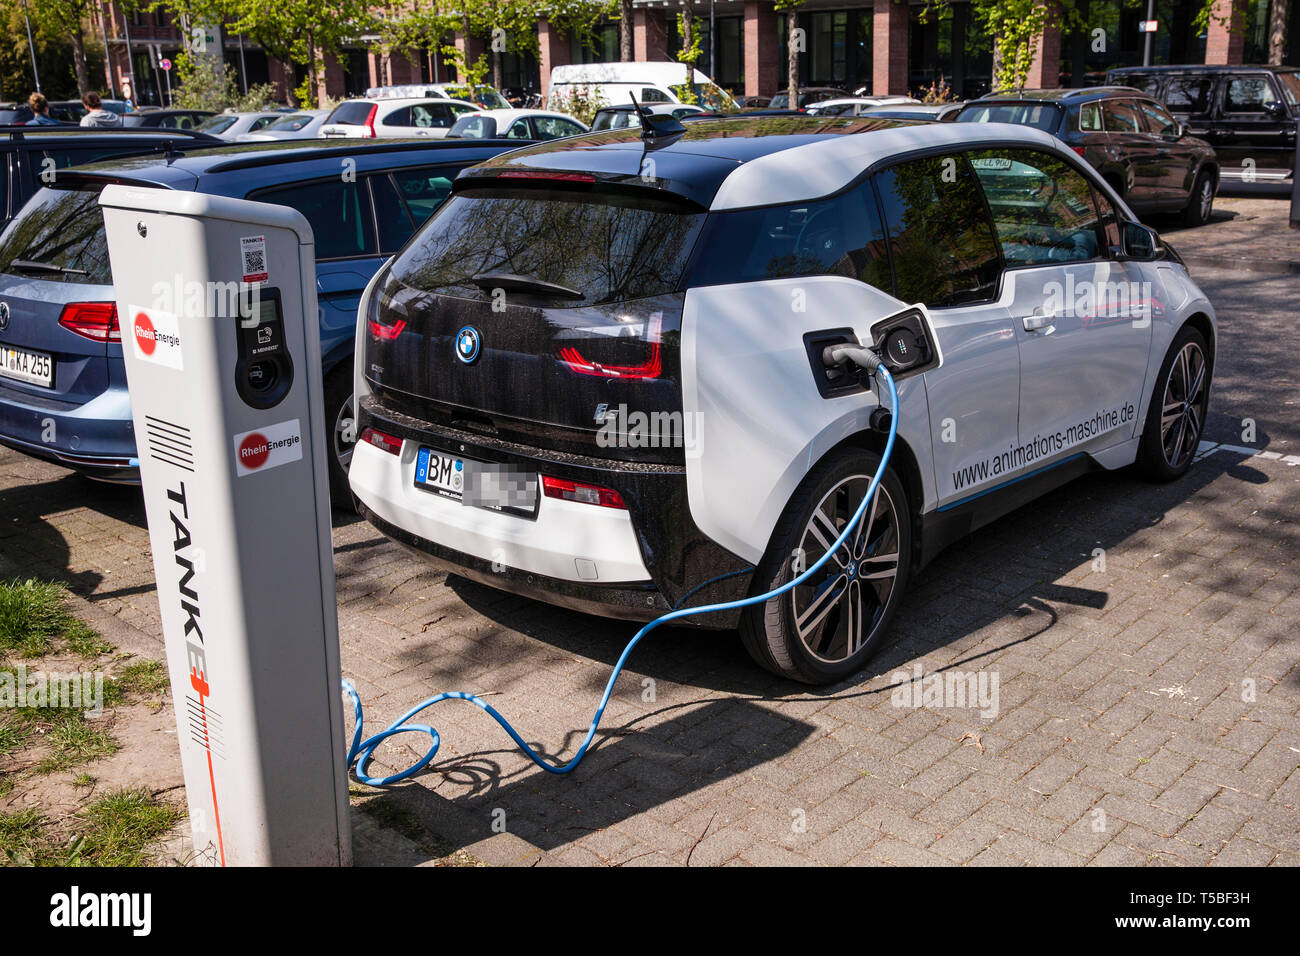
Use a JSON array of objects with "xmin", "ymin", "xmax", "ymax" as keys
[
  {"xmin": 351, "ymin": 396, "xmax": 753, "ymax": 626},
  {"xmin": 0, "ymin": 381, "xmax": 137, "ymax": 475}
]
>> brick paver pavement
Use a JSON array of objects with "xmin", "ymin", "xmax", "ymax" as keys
[{"xmin": 0, "ymin": 262, "xmax": 1296, "ymax": 866}]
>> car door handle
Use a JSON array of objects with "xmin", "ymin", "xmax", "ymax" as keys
[{"xmin": 1022, "ymin": 311, "xmax": 1058, "ymax": 333}]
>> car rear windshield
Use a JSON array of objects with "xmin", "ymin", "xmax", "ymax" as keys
[
  {"xmin": 329, "ymin": 102, "xmax": 375, "ymax": 125},
  {"xmin": 267, "ymin": 113, "xmax": 315, "ymax": 131},
  {"xmin": 0, "ymin": 184, "xmax": 111, "ymax": 284},
  {"xmin": 389, "ymin": 186, "xmax": 706, "ymax": 306},
  {"xmin": 957, "ymin": 102, "xmax": 1063, "ymax": 132}
]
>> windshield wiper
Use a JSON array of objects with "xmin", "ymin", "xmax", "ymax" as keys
[
  {"xmin": 471, "ymin": 272, "xmax": 583, "ymax": 300},
  {"xmin": 8, "ymin": 259, "xmax": 87, "ymax": 276}
]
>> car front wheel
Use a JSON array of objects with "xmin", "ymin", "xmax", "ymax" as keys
[{"xmin": 740, "ymin": 447, "xmax": 911, "ymax": 684}]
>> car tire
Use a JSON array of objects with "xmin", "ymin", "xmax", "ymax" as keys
[
  {"xmin": 740, "ymin": 447, "xmax": 911, "ymax": 685},
  {"xmin": 324, "ymin": 363, "xmax": 358, "ymax": 509},
  {"xmin": 1181, "ymin": 169, "xmax": 1214, "ymax": 227},
  {"xmin": 1136, "ymin": 326, "xmax": 1211, "ymax": 482}
]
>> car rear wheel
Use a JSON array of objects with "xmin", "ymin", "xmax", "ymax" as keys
[
  {"xmin": 1137, "ymin": 326, "xmax": 1211, "ymax": 481},
  {"xmin": 740, "ymin": 447, "xmax": 911, "ymax": 684},
  {"xmin": 325, "ymin": 364, "xmax": 357, "ymax": 508},
  {"xmin": 1181, "ymin": 170, "xmax": 1214, "ymax": 227}
]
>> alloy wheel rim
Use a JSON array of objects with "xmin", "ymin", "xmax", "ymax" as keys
[
  {"xmin": 1160, "ymin": 341, "xmax": 1207, "ymax": 470},
  {"xmin": 334, "ymin": 394, "xmax": 356, "ymax": 470},
  {"xmin": 1199, "ymin": 180, "xmax": 1213, "ymax": 220},
  {"xmin": 790, "ymin": 475, "xmax": 900, "ymax": 664}
]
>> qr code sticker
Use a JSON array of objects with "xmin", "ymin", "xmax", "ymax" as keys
[{"xmin": 241, "ymin": 235, "xmax": 268, "ymax": 283}]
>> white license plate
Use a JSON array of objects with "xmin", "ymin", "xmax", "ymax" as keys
[
  {"xmin": 0, "ymin": 345, "xmax": 53, "ymax": 388},
  {"xmin": 414, "ymin": 447, "xmax": 538, "ymax": 517}
]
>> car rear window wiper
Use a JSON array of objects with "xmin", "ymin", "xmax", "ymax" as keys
[
  {"xmin": 8, "ymin": 259, "xmax": 87, "ymax": 276},
  {"xmin": 471, "ymin": 272, "xmax": 583, "ymax": 300}
]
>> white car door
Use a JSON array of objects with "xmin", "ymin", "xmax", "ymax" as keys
[
  {"xmin": 968, "ymin": 148, "xmax": 1154, "ymax": 468},
  {"xmin": 872, "ymin": 154, "xmax": 1023, "ymax": 509}
]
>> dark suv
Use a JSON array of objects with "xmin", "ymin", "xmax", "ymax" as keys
[
  {"xmin": 957, "ymin": 87, "xmax": 1219, "ymax": 225},
  {"xmin": 1107, "ymin": 65, "xmax": 1299, "ymax": 190},
  {"xmin": 1, "ymin": 127, "xmax": 221, "ymax": 228}
]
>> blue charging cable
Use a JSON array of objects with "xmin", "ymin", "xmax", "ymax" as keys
[{"xmin": 343, "ymin": 364, "xmax": 899, "ymax": 786}]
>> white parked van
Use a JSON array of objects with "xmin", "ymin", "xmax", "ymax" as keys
[{"xmin": 548, "ymin": 62, "xmax": 736, "ymax": 112}]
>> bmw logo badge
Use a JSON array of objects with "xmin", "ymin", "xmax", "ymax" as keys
[
  {"xmin": 0, "ymin": 302, "xmax": 9, "ymax": 332},
  {"xmin": 455, "ymin": 326, "xmax": 481, "ymax": 364}
]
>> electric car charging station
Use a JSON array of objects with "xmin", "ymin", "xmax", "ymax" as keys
[{"xmin": 99, "ymin": 186, "xmax": 351, "ymax": 866}]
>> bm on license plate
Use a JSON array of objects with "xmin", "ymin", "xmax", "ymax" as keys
[
  {"xmin": 414, "ymin": 447, "xmax": 538, "ymax": 518},
  {"xmin": 0, "ymin": 345, "xmax": 52, "ymax": 388}
]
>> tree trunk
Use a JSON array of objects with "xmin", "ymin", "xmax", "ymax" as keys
[
  {"xmin": 621, "ymin": 0, "xmax": 634, "ymax": 61},
  {"xmin": 1269, "ymin": 0, "xmax": 1289, "ymax": 65},
  {"xmin": 683, "ymin": 6, "xmax": 695, "ymax": 99},
  {"xmin": 493, "ymin": 48, "xmax": 502, "ymax": 90},
  {"xmin": 71, "ymin": 27, "xmax": 90, "ymax": 97},
  {"xmin": 787, "ymin": 10, "xmax": 798, "ymax": 105}
]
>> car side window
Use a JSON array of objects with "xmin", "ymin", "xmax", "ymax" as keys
[
  {"xmin": 390, "ymin": 166, "xmax": 460, "ymax": 223},
  {"xmin": 370, "ymin": 174, "xmax": 416, "ymax": 254},
  {"xmin": 1223, "ymin": 75, "xmax": 1277, "ymax": 113},
  {"xmin": 456, "ymin": 116, "xmax": 491, "ymax": 139},
  {"xmin": 249, "ymin": 116, "xmax": 276, "ymax": 132},
  {"xmin": 1076, "ymin": 103, "xmax": 1103, "ymax": 132},
  {"xmin": 532, "ymin": 116, "xmax": 581, "ymax": 139},
  {"xmin": 684, "ymin": 178, "xmax": 891, "ymax": 291},
  {"xmin": 874, "ymin": 154, "xmax": 1001, "ymax": 307},
  {"xmin": 382, "ymin": 107, "xmax": 412, "ymax": 126},
  {"xmin": 1102, "ymin": 99, "xmax": 1142, "ymax": 133},
  {"xmin": 1165, "ymin": 77, "xmax": 1213, "ymax": 113},
  {"xmin": 640, "ymin": 88, "xmax": 670, "ymax": 103},
  {"xmin": 504, "ymin": 120, "xmax": 531, "ymax": 139},
  {"xmin": 1136, "ymin": 100, "xmax": 1178, "ymax": 136},
  {"xmin": 251, "ymin": 178, "xmax": 377, "ymax": 260},
  {"xmin": 967, "ymin": 149, "xmax": 1103, "ymax": 267}
]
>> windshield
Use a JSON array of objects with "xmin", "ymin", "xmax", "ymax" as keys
[
  {"xmin": 956, "ymin": 102, "xmax": 1064, "ymax": 132},
  {"xmin": 198, "ymin": 115, "xmax": 238, "ymax": 134},
  {"xmin": 267, "ymin": 113, "xmax": 315, "ymax": 131},
  {"xmin": 669, "ymin": 81, "xmax": 737, "ymax": 112},
  {"xmin": 390, "ymin": 187, "xmax": 705, "ymax": 306},
  {"xmin": 0, "ymin": 184, "xmax": 112, "ymax": 284},
  {"xmin": 445, "ymin": 85, "xmax": 510, "ymax": 110}
]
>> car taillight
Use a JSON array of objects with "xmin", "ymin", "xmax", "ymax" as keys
[
  {"xmin": 58, "ymin": 302, "xmax": 119, "ymax": 342},
  {"xmin": 365, "ymin": 103, "xmax": 378, "ymax": 138},
  {"xmin": 358, "ymin": 427, "xmax": 402, "ymax": 455},
  {"xmin": 367, "ymin": 317, "xmax": 406, "ymax": 340},
  {"xmin": 1072, "ymin": 145, "xmax": 1086, "ymax": 156},
  {"xmin": 541, "ymin": 475, "xmax": 626, "ymax": 509},
  {"xmin": 556, "ymin": 314, "xmax": 662, "ymax": 380}
]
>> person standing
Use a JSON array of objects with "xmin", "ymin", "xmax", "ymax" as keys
[
  {"xmin": 79, "ymin": 92, "xmax": 123, "ymax": 128},
  {"xmin": 24, "ymin": 92, "xmax": 61, "ymax": 126}
]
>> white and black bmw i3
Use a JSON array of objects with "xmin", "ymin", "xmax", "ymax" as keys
[{"xmin": 349, "ymin": 114, "xmax": 1215, "ymax": 684}]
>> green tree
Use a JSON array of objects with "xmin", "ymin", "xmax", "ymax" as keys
[
  {"xmin": 0, "ymin": 1, "xmax": 102, "ymax": 100},
  {"xmin": 675, "ymin": 8, "xmax": 701, "ymax": 103},
  {"xmin": 17, "ymin": 0, "xmax": 101, "ymax": 97}
]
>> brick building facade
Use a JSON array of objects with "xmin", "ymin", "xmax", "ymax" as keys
[{"xmin": 94, "ymin": 0, "xmax": 1292, "ymax": 108}]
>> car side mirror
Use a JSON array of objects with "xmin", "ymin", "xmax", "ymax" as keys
[
  {"xmin": 1119, "ymin": 220, "xmax": 1161, "ymax": 261},
  {"xmin": 1264, "ymin": 100, "xmax": 1287, "ymax": 119},
  {"xmin": 1175, "ymin": 122, "xmax": 1187, "ymax": 139}
]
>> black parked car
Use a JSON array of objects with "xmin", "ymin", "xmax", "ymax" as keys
[
  {"xmin": 957, "ymin": 87, "xmax": 1219, "ymax": 226},
  {"xmin": 1108, "ymin": 65, "xmax": 1299, "ymax": 190},
  {"xmin": 121, "ymin": 109, "xmax": 215, "ymax": 130},
  {"xmin": 0, "ymin": 127, "xmax": 222, "ymax": 228}
]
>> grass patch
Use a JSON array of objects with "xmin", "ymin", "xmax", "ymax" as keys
[
  {"xmin": 0, "ymin": 808, "xmax": 45, "ymax": 862},
  {"xmin": 34, "ymin": 714, "xmax": 118, "ymax": 774},
  {"xmin": 115, "ymin": 660, "xmax": 169, "ymax": 697},
  {"xmin": 77, "ymin": 788, "xmax": 183, "ymax": 867},
  {"xmin": 0, "ymin": 579, "xmax": 108, "ymax": 660},
  {"xmin": 0, "ymin": 716, "xmax": 29, "ymax": 756},
  {"xmin": 72, "ymin": 773, "xmax": 95, "ymax": 788}
]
